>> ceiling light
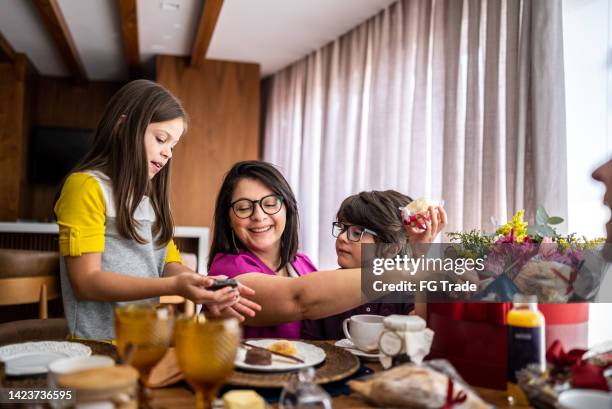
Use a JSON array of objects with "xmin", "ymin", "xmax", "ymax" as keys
[{"xmin": 160, "ymin": 2, "xmax": 180, "ymax": 11}]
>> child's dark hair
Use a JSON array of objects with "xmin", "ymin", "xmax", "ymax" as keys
[
  {"xmin": 208, "ymin": 161, "xmax": 300, "ymax": 271},
  {"xmin": 60, "ymin": 79, "xmax": 187, "ymax": 246},
  {"xmin": 337, "ymin": 190, "xmax": 413, "ymax": 250}
]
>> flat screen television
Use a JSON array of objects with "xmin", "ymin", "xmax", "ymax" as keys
[{"xmin": 29, "ymin": 127, "xmax": 94, "ymax": 184}]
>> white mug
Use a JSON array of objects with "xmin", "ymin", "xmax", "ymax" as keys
[{"xmin": 342, "ymin": 314, "xmax": 384, "ymax": 352}]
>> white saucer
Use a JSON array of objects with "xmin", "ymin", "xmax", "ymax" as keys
[
  {"xmin": 334, "ymin": 339, "xmax": 381, "ymax": 361},
  {"xmin": 558, "ymin": 389, "xmax": 612, "ymax": 409}
]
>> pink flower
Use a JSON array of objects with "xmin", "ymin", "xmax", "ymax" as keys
[
  {"xmin": 484, "ymin": 240, "xmax": 538, "ymax": 279},
  {"xmin": 539, "ymin": 236, "xmax": 558, "ymax": 257}
]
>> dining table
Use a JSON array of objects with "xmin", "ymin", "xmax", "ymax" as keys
[
  {"xmin": 148, "ymin": 366, "xmax": 532, "ymax": 409},
  {"xmin": 147, "ymin": 339, "xmax": 532, "ymax": 409},
  {"xmin": 1, "ymin": 339, "xmax": 533, "ymax": 409}
]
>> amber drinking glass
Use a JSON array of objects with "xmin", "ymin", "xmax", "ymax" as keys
[
  {"xmin": 114, "ymin": 304, "xmax": 174, "ymax": 406},
  {"xmin": 174, "ymin": 316, "xmax": 241, "ymax": 409}
]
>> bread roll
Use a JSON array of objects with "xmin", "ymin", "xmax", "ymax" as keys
[{"xmin": 348, "ymin": 364, "xmax": 491, "ymax": 409}]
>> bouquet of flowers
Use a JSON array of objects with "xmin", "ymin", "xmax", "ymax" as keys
[{"xmin": 446, "ymin": 207, "xmax": 605, "ymax": 303}]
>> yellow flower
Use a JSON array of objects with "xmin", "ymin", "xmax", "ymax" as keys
[
  {"xmin": 574, "ymin": 236, "xmax": 605, "ymax": 250},
  {"xmin": 462, "ymin": 250, "xmax": 477, "ymax": 260},
  {"xmin": 496, "ymin": 210, "xmax": 529, "ymax": 242},
  {"xmin": 558, "ymin": 238, "xmax": 569, "ymax": 251}
]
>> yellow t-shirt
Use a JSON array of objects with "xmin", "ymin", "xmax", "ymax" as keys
[{"xmin": 54, "ymin": 172, "xmax": 182, "ymax": 264}]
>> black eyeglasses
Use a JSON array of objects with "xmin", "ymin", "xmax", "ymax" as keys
[
  {"xmin": 230, "ymin": 194, "xmax": 284, "ymax": 219},
  {"xmin": 332, "ymin": 222, "xmax": 378, "ymax": 242}
]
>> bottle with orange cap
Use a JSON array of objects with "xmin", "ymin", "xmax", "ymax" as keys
[{"xmin": 507, "ymin": 293, "xmax": 546, "ymax": 405}]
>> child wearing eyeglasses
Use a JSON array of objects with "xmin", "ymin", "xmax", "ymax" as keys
[{"xmin": 302, "ymin": 190, "xmax": 446, "ymax": 340}]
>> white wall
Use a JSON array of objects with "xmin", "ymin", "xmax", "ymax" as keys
[{"xmin": 562, "ymin": 0, "xmax": 612, "ymax": 347}]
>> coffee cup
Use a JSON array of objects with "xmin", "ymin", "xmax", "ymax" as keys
[{"xmin": 342, "ymin": 314, "xmax": 384, "ymax": 352}]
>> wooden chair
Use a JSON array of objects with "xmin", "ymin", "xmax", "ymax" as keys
[
  {"xmin": 0, "ymin": 249, "xmax": 60, "ymax": 319},
  {"xmin": 0, "ymin": 318, "xmax": 68, "ymax": 346}
]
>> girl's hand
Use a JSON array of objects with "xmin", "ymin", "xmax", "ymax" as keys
[
  {"xmin": 173, "ymin": 272, "xmax": 238, "ymax": 303},
  {"xmin": 205, "ymin": 282, "xmax": 262, "ymax": 321},
  {"xmin": 172, "ymin": 273, "xmax": 261, "ymax": 321},
  {"xmin": 405, "ymin": 206, "xmax": 447, "ymax": 244}
]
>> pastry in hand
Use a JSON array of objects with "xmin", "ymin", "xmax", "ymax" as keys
[
  {"xmin": 348, "ymin": 364, "xmax": 491, "ymax": 409},
  {"xmin": 401, "ymin": 198, "xmax": 443, "ymax": 229},
  {"xmin": 268, "ymin": 340, "xmax": 298, "ymax": 357}
]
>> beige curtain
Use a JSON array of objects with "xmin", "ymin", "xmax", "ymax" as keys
[{"xmin": 263, "ymin": 0, "xmax": 567, "ymax": 269}]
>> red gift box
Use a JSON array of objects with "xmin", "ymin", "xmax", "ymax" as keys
[{"xmin": 427, "ymin": 303, "xmax": 589, "ymax": 390}]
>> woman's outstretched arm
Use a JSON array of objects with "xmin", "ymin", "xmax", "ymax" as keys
[{"xmin": 236, "ymin": 268, "xmax": 362, "ymax": 326}]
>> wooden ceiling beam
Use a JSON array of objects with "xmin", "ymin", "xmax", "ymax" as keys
[
  {"xmin": 118, "ymin": 0, "xmax": 141, "ymax": 78},
  {"xmin": 0, "ymin": 32, "xmax": 39, "ymax": 77},
  {"xmin": 190, "ymin": 0, "xmax": 224, "ymax": 68},
  {"xmin": 0, "ymin": 31, "xmax": 16, "ymax": 63},
  {"xmin": 32, "ymin": 0, "xmax": 87, "ymax": 83}
]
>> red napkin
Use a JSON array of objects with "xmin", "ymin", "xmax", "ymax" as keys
[
  {"xmin": 546, "ymin": 340, "xmax": 611, "ymax": 391},
  {"xmin": 571, "ymin": 361, "xmax": 610, "ymax": 391},
  {"xmin": 546, "ymin": 340, "xmax": 586, "ymax": 367}
]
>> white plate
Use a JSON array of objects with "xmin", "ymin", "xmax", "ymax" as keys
[
  {"xmin": 334, "ymin": 339, "xmax": 382, "ymax": 361},
  {"xmin": 235, "ymin": 339, "xmax": 326, "ymax": 372},
  {"xmin": 0, "ymin": 341, "xmax": 92, "ymax": 376},
  {"xmin": 558, "ymin": 389, "xmax": 612, "ymax": 409}
]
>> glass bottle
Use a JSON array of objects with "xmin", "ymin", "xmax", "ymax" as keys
[
  {"xmin": 279, "ymin": 367, "xmax": 332, "ymax": 409},
  {"xmin": 507, "ymin": 294, "xmax": 545, "ymax": 406}
]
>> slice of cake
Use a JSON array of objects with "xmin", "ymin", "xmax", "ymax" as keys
[{"xmin": 244, "ymin": 348, "xmax": 272, "ymax": 366}]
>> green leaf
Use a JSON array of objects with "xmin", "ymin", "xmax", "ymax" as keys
[
  {"xmin": 527, "ymin": 226, "xmax": 540, "ymax": 237},
  {"xmin": 536, "ymin": 206, "xmax": 549, "ymax": 225},
  {"xmin": 547, "ymin": 216, "xmax": 564, "ymax": 225},
  {"xmin": 540, "ymin": 225, "xmax": 556, "ymax": 237}
]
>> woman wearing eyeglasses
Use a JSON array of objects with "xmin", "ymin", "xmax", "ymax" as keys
[
  {"xmin": 208, "ymin": 160, "xmax": 319, "ymax": 339},
  {"xmin": 208, "ymin": 161, "xmax": 445, "ymax": 339}
]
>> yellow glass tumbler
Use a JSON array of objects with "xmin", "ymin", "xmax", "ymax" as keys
[{"xmin": 174, "ymin": 316, "xmax": 241, "ymax": 409}]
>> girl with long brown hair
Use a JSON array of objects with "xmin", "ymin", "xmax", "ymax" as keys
[{"xmin": 54, "ymin": 80, "xmax": 259, "ymax": 340}]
